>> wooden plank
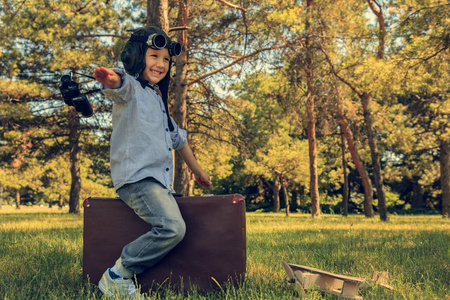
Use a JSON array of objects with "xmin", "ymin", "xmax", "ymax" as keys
[
  {"xmin": 282, "ymin": 261, "xmax": 305, "ymax": 297},
  {"xmin": 341, "ymin": 281, "xmax": 362, "ymax": 299},
  {"xmin": 293, "ymin": 270, "xmax": 319, "ymax": 290},
  {"xmin": 282, "ymin": 261, "xmax": 295, "ymax": 282},
  {"xmin": 283, "ymin": 262, "xmax": 393, "ymax": 299},
  {"xmin": 287, "ymin": 263, "xmax": 365, "ymax": 284},
  {"xmin": 368, "ymin": 271, "xmax": 394, "ymax": 290},
  {"xmin": 283, "ymin": 262, "xmax": 364, "ymax": 300},
  {"xmin": 314, "ymin": 272, "xmax": 340, "ymax": 290}
]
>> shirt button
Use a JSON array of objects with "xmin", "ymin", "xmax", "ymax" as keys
[
  {"xmin": 169, "ymin": 148, "xmax": 172, "ymax": 151},
  {"xmin": 166, "ymin": 128, "xmax": 169, "ymax": 132},
  {"xmin": 163, "ymin": 110, "xmax": 166, "ymax": 113},
  {"xmin": 166, "ymin": 168, "xmax": 170, "ymax": 171}
]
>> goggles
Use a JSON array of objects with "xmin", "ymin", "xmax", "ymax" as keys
[{"xmin": 130, "ymin": 33, "xmax": 182, "ymax": 56}]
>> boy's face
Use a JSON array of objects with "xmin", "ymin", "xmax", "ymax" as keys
[{"xmin": 141, "ymin": 47, "xmax": 170, "ymax": 85}]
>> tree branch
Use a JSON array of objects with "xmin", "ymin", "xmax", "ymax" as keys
[
  {"xmin": 215, "ymin": 0, "xmax": 248, "ymax": 12},
  {"xmin": 62, "ymin": 34, "xmax": 129, "ymax": 40},
  {"xmin": 317, "ymin": 45, "xmax": 363, "ymax": 97},
  {"xmin": 189, "ymin": 41, "xmax": 300, "ymax": 85},
  {"xmin": 367, "ymin": 0, "xmax": 386, "ymax": 59},
  {"xmin": 215, "ymin": 0, "xmax": 253, "ymax": 60},
  {"xmin": 169, "ymin": 26, "xmax": 190, "ymax": 32}
]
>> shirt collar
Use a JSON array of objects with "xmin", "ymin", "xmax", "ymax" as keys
[
  {"xmin": 136, "ymin": 77, "xmax": 156, "ymax": 89},
  {"xmin": 136, "ymin": 77, "xmax": 161, "ymax": 97}
]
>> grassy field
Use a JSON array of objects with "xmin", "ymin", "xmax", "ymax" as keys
[{"xmin": 0, "ymin": 206, "xmax": 449, "ymax": 300}]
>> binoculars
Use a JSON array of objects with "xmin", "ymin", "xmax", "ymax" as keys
[{"xmin": 58, "ymin": 74, "xmax": 94, "ymax": 118}]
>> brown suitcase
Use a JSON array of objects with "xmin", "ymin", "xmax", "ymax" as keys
[{"xmin": 82, "ymin": 194, "xmax": 246, "ymax": 291}]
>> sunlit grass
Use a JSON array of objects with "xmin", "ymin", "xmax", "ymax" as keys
[
  {"xmin": 0, "ymin": 208, "xmax": 449, "ymax": 299},
  {"xmin": 246, "ymin": 213, "xmax": 449, "ymax": 300}
]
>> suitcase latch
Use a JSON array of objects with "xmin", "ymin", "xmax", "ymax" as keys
[{"xmin": 232, "ymin": 194, "xmax": 244, "ymax": 204}]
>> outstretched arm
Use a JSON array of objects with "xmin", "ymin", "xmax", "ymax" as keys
[
  {"xmin": 93, "ymin": 67, "xmax": 122, "ymax": 89},
  {"xmin": 178, "ymin": 143, "xmax": 212, "ymax": 188}
]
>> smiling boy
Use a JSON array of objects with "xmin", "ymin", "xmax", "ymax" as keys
[
  {"xmin": 93, "ymin": 26, "xmax": 211, "ymax": 299},
  {"xmin": 94, "ymin": 47, "xmax": 170, "ymax": 89}
]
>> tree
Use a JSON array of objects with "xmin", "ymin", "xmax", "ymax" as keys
[
  {"xmin": 333, "ymin": 90, "xmax": 374, "ymax": 217},
  {"xmin": 304, "ymin": 0, "xmax": 321, "ymax": 218},
  {"xmin": 236, "ymin": 72, "xmax": 310, "ymax": 213},
  {"xmin": 387, "ymin": 0, "xmax": 449, "ymax": 216},
  {"xmin": 147, "ymin": 0, "xmax": 169, "ymax": 30},
  {"xmin": 172, "ymin": 0, "xmax": 279, "ymax": 195},
  {"xmin": 0, "ymin": 78, "xmax": 49, "ymax": 208},
  {"xmin": 314, "ymin": 0, "xmax": 398, "ymax": 219},
  {"xmin": 172, "ymin": 0, "xmax": 191, "ymax": 195},
  {"xmin": 0, "ymin": 183, "xmax": 3, "ymax": 209},
  {"xmin": 363, "ymin": 0, "xmax": 389, "ymax": 221},
  {"xmin": 257, "ymin": 0, "xmax": 326, "ymax": 217},
  {"xmin": 442, "ymin": 139, "xmax": 450, "ymax": 217},
  {"xmin": 340, "ymin": 128, "xmax": 349, "ymax": 216},
  {"xmin": 0, "ymin": 0, "xmax": 122, "ymax": 213},
  {"xmin": 1, "ymin": 0, "xmax": 447, "ymax": 216}
]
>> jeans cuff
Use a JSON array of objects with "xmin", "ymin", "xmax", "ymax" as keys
[{"xmin": 115, "ymin": 257, "xmax": 134, "ymax": 279}]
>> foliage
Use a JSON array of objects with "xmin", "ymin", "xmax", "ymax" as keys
[
  {"xmin": 0, "ymin": 0, "xmax": 122, "ymax": 211},
  {"xmin": 236, "ymin": 72, "xmax": 310, "ymax": 185},
  {"xmin": 0, "ymin": 0, "xmax": 448, "ymax": 214},
  {"xmin": 0, "ymin": 152, "xmax": 115, "ymax": 207}
]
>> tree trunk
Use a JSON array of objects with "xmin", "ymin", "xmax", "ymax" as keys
[
  {"xmin": 273, "ymin": 176, "xmax": 281, "ymax": 213},
  {"xmin": 307, "ymin": 92, "xmax": 320, "ymax": 218},
  {"xmin": 174, "ymin": 154, "xmax": 190, "ymax": 195},
  {"xmin": 366, "ymin": 0, "xmax": 388, "ymax": 221},
  {"xmin": 68, "ymin": 110, "xmax": 81, "ymax": 215},
  {"xmin": 15, "ymin": 189, "xmax": 20, "ymax": 210},
  {"xmin": 361, "ymin": 93, "xmax": 388, "ymax": 221},
  {"xmin": 411, "ymin": 179, "xmax": 424, "ymax": 209},
  {"xmin": 0, "ymin": 184, "xmax": 3, "ymax": 209},
  {"xmin": 188, "ymin": 175, "xmax": 195, "ymax": 197},
  {"xmin": 173, "ymin": 0, "xmax": 191, "ymax": 196},
  {"xmin": 257, "ymin": 180, "xmax": 265, "ymax": 202},
  {"xmin": 340, "ymin": 129, "xmax": 349, "ymax": 216},
  {"xmin": 440, "ymin": 139, "xmax": 450, "ymax": 218},
  {"xmin": 336, "ymin": 104, "xmax": 374, "ymax": 217},
  {"xmin": 58, "ymin": 194, "xmax": 64, "ymax": 209},
  {"xmin": 146, "ymin": 0, "xmax": 169, "ymax": 32},
  {"xmin": 291, "ymin": 189, "xmax": 298, "ymax": 212},
  {"xmin": 282, "ymin": 181, "xmax": 290, "ymax": 217},
  {"xmin": 305, "ymin": 0, "xmax": 320, "ymax": 218}
]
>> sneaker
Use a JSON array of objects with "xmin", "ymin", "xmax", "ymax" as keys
[{"xmin": 98, "ymin": 268, "xmax": 145, "ymax": 299}]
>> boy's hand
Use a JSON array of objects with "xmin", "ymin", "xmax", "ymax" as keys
[
  {"xmin": 178, "ymin": 143, "xmax": 212, "ymax": 188},
  {"xmin": 194, "ymin": 170, "xmax": 212, "ymax": 188},
  {"xmin": 93, "ymin": 67, "xmax": 122, "ymax": 89}
]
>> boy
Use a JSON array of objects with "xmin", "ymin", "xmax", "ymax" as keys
[{"xmin": 93, "ymin": 26, "xmax": 211, "ymax": 298}]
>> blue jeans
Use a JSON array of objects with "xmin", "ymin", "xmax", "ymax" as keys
[{"xmin": 116, "ymin": 177, "xmax": 186, "ymax": 275}]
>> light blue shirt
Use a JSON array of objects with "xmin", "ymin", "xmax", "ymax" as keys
[{"xmin": 101, "ymin": 69, "xmax": 187, "ymax": 191}]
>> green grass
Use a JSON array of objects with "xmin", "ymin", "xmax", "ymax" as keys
[{"xmin": 0, "ymin": 206, "xmax": 449, "ymax": 299}]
